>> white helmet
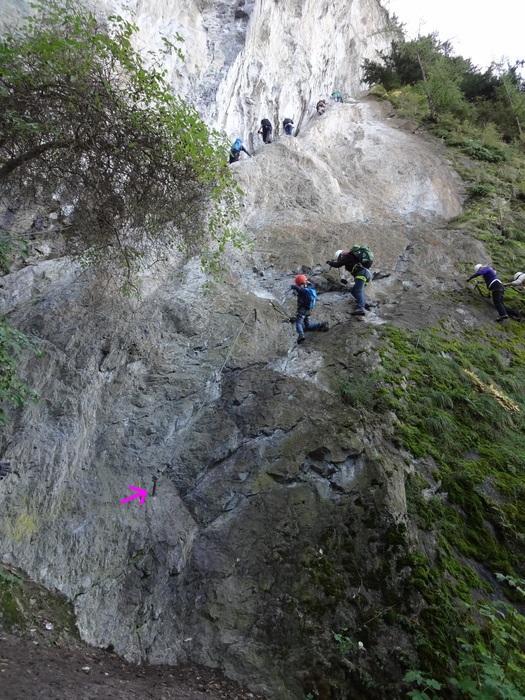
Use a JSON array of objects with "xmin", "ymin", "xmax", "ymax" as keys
[
  {"xmin": 514, "ymin": 272, "xmax": 524, "ymax": 280},
  {"xmin": 335, "ymin": 250, "xmax": 344, "ymax": 259},
  {"xmin": 474, "ymin": 264, "xmax": 483, "ymax": 272}
]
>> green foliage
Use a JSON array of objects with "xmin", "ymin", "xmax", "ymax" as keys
[
  {"xmin": 362, "ymin": 35, "xmax": 524, "ymax": 140},
  {"xmin": 404, "ymin": 576, "xmax": 525, "ymax": 699},
  {"xmin": 0, "ymin": 235, "xmax": 28, "ymax": 273},
  {"xmin": 339, "ymin": 369, "xmax": 394, "ymax": 412},
  {"xmin": 0, "ymin": 319, "xmax": 40, "ymax": 425},
  {"xmin": 0, "ymin": 563, "xmax": 78, "ymax": 636},
  {"xmin": 333, "ymin": 629, "xmax": 359, "ymax": 656},
  {"xmin": 0, "ymin": 0, "xmax": 242, "ymax": 289},
  {"xmin": 370, "ymin": 323, "xmax": 525, "ymax": 686},
  {"xmin": 461, "ymin": 140, "xmax": 506, "ymax": 163},
  {"xmin": 362, "ymin": 34, "xmax": 454, "ymax": 92},
  {"xmin": 403, "ymin": 670, "xmax": 441, "ymax": 700},
  {"xmin": 467, "ymin": 183, "xmax": 495, "ymax": 199}
]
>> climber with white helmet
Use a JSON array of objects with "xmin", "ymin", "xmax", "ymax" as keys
[
  {"xmin": 505, "ymin": 271, "xmax": 525, "ymax": 290},
  {"xmin": 290, "ymin": 274, "xmax": 329, "ymax": 344},
  {"xmin": 466, "ymin": 264, "xmax": 523, "ymax": 322},
  {"xmin": 327, "ymin": 247, "xmax": 374, "ymax": 316}
]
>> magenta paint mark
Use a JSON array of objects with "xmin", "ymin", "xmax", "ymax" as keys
[{"xmin": 120, "ymin": 485, "xmax": 148, "ymax": 506}]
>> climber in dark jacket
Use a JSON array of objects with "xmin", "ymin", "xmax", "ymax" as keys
[
  {"xmin": 327, "ymin": 250, "xmax": 372, "ymax": 316},
  {"xmin": 283, "ymin": 118, "xmax": 294, "ymax": 136},
  {"xmin": 467, "ymin": 264, "xmax": 523, "ymax": 322},
  {"xmin": 258, "ymin": 118, "xmax": 273, "ymax": 144}
]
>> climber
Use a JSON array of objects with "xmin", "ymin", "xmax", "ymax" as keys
[
  {"xmin": 316, "ymin": 99, "xmax": 327, "ymax": 115},
  {"xmin": 331, "ymin": 90, "xmax": 343, "ymax": 103},
  {"xmin": 290, "ymin": 274, "xmax": 329, "ymax": 344},
  {"xmin": 229, "ymin": 138, "xmax": 252, "ymax": 164},
  {"xmin": 466, "ymin": 264, "xmax": 523, "ymax": 322},
  {"xmin": 505, "ymin": 271, "xmax": 525, "ymax": 290},
  {"xmin": 326, "ymin": 248, "xmax": 373, "ymax": 316},
  {"xmin": 283, "ymin": 118, "xmax": 294, "ymax": 136},
  {"xmin": 258, "ymin": 118, "xmax": 273, "ymax": 144}
]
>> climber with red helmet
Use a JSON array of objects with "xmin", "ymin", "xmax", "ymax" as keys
[
  {"xmin": 290, "ymin": 274, "xmax": 329, "ymax": 344},
  {"xmin": 466, "ymin": 264, "xmax": 523, "ymax": 322}
]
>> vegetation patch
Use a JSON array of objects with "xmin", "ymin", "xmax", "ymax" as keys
[{"xmin": 0, "ymin": 564, "xmax": 77, "ymax": 642}]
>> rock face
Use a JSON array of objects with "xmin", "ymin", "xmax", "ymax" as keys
[
  {"xmin": 105, "ymin": 0, "xmax": 392, "ymax": 144},
  {"xmin": 0, "ymin": 2, "xmax": 489, "ymax": 698}
]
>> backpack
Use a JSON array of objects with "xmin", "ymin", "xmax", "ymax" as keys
[
  {"xmin": 349, "ymin": 245, "xmax": 374, "ymax": 269},
  {"xmin": 303, "ymin": 287, "xmax": 317, "ymax": 310},
  {"xmin": 232, "ymin": 138, "xmax": 243, "ymax": 154},
  {"xmin": 261, "ymin": 119, "xmax": 271, "ymax": 129}
]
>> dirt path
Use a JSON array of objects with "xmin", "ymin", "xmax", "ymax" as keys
[{"xmin": 0, "ymin": 629, "xmax": 267, "ymax": 700}]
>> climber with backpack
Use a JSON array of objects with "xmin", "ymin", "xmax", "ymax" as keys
[
  {"xmin": 290, "ymin": 274, "xmax": 329, "ymax": 344},
  {"xmin": 229, "ymin": 138, "xmax": 252, "ymax": 164},
  {"xmin": 283, "ymin": 118, "xmax": 294, "ymax": 136},
  {"xmin": 258, "ymin": 118, "xmax": 273, "ymax": 144},
  {"xmin": 326, "ymin": 246, "xmax": 374, "ymax": 316}
]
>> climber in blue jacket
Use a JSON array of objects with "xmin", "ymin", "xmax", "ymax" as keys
[
  {"xmin": 290, "ymin": 274, "xmax": 329, "ymax": 343},
  {"xmin": 229, "ymin": 138, "xmax": 252, "ymax": 164}
]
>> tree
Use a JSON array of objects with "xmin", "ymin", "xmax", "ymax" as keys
[{"xmin": 0, "ymin": 0, "xmax": 242, "ymax": 289}]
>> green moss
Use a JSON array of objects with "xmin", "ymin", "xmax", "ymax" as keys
[{"xmin": 0, "ymin": 564, "xmax": 78, "ymax": 638}]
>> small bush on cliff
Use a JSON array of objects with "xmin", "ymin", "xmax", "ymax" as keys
[
  {"xmin": 0, "ymin": 320, "xmax": 40, "ymax": 425},
  {"xmin": 0, "ymin": 0, "xmax": 241, "ymax": 288}
]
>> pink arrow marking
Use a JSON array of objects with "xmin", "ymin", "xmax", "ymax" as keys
[{"xmin": 120, "ymin": 485, "xmax": 148, "ymax": 506}]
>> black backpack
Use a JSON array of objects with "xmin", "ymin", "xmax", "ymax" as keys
[{"xmin": 261, "ymin": 119, "xmax": 272, "ymax": 129}]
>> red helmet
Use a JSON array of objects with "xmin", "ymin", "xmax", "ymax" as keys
[{"xmin": 295, "ymin": 274, "xmax": 308, "ymax": 284}]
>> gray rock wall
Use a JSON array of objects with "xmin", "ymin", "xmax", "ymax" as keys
[
  {"xmin": 99, "ymin": 0, "xmax": 392, "ymax": 140},
  {"xmin": 0, "ymin": 2, "xmax": 490, "ymax": 697}
]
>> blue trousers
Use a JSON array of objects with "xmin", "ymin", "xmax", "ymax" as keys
[
  {"xmin": 350, "ymin": 278, "xmax": 367, "ymax": 309},
  {"xmin": 296, "ymin": 310, "xmax": 322, "ymax": 335}
]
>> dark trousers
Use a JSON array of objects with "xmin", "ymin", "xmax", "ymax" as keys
[{"xmin": 491, "ymin": 282, "xmax": 521, "ymax": 318}]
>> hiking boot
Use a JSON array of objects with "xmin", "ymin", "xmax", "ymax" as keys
[
  {"xmin": 297, "ymin": 334, "xmax": 306, "ymax": 343},
  {"xmin": 318, "ymin": 322, "xmax": 329, "ymax": 332},
  {"xmin": 351, "ymin": 308, "xmax": 366, "ymax": 316},
  {"xmin": 495, "ymin": 315, "xmax": 509, "ymax": 322}
]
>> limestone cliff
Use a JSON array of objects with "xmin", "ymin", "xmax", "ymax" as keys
[{"xmin": 0, "ymin": 2, "xmax": 498, "ymax": 699}]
